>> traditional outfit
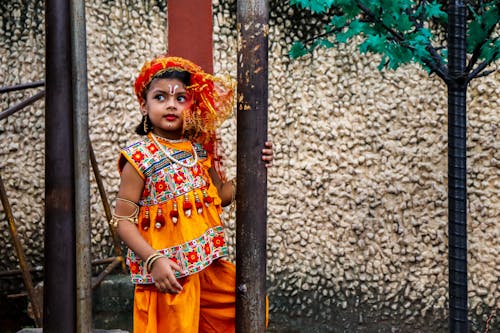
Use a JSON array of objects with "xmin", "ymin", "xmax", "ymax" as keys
[
  {"xmin": 120, "ymin": 56, "xmax": 238, "ymax": 333},
  {"xmin": 119, "ymin": 134, "xmax": 235, "ymax": 332}
]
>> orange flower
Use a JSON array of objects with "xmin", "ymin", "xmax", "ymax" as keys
[
  {"xmin": 187, "ymin": 251, "xmax": 199, "ymax": 264},
  {"xmin": 213, "ymin": 236, "xmax": 225, "ymax": 248},
  {"xmin": 129, "ymin": 262, "xmax": 139, "ymax": 274},
  {"xmin": 173, "ymin": 172, "xmax": 186, "ymax": 184},
  {"xmin": 132, "ymin": 151, "xmax": 145, "ymax": 163},
  {"xmin": 155, "ymin": 181, "xmax": 167, "ymax": 193},
  {"xmin": 147, "ymin": 143, "xmax": 158, "ymax": 154}
]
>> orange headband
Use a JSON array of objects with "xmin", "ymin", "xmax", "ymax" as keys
[{"xmin": 134, "ymin": 55, "xmax": 234, "ymax": 146}]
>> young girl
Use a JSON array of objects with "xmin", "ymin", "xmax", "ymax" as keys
[{"xmin": 112, "ymin": 55, "xmax": 272, "ymax": 333}]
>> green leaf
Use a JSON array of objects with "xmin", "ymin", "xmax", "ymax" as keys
[
  {"xmin": 385, "ymin": 43, "xmax": 414, "ymax": 69},
  {"xmin": 394, "ymin": 13, "xmax": 414, "ymax": 32},
  {"xmin": 359, "ymin": 34, "xmax": 387, "ymax": 54},
  {"xmin": 467, "ymin": 6, "xmax": 500, "ymax": 53},
  {"xmin": 408, "ymin": 35, "xmax": 431, "ymax": 61},
  {"xmin": 480, "ymin": 38, "xmax": 500, "ymax": 63},
  {"xmin": 330, "ymin": 15, "xmax": 348, "ymax": 28},
  {"xmin": 289, "ymin": 0, "xmax": 335, "ymax": 13},
  {"xmin": 289, "ymin": 41, "xmax": 309, "ymax": 59},
  {"xmin": 336, "ymin": 19, "xmax": 369, "ymax": 44},
  {"xmin": 425, "ymin": 1, "xmax": 447, "ymax": 21}
]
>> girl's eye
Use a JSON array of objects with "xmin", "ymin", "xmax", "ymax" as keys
[
  {"xmin": 177, "ymin": 95, "xmax": 187, "ymax": 103},
  {"xmin": 154, "ymin": 94, "xmax": 165, "ymax": 101}
]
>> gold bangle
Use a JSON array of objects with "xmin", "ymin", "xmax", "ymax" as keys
[
  {"xmin": 145, "ymin": 253, "xmax": 163, "ymax": 273},
  {"xmin": 111, "ymin": 198, "xmax": 140, "ymax": 228}
]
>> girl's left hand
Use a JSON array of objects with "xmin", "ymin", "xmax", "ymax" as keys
[{"xmin": 262, "ymin": 141, "xmax": 274, "ymax": 168}]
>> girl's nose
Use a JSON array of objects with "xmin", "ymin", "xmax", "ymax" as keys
[{"xmin": 166, "ymin": 96, "xmax": 177, "ymax": 108}]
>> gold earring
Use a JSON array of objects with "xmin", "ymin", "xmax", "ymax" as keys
[{"xmin": 143, "ymin": 115, "xmax": 149, "ymax": 133}]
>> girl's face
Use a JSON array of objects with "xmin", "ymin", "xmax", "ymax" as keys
[{"xmin": 141, "ymin": 77, "xmax": 193, "ymax": 139}]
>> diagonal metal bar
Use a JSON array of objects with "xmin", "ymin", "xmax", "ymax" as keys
[
  {"xmin": 91, "ymin": 256, "xmax": 124, "ymax": 290},
  {"xmin": 0, "ymin": 172, "xmax": 43, "ymax": 327},
  {"xmin": 0, "ymin": 90, "xmax": 45, "ymax": 121},
  {"xmin": 0, "ymin": 81, "xmax": 45, "ymax": 94},
  {"xmin": 89, "ymin": 143, "xmax": 127, "ymax": 273}
]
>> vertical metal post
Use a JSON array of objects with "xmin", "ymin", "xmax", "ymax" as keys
[
  {"xmin": 70, "ymin": 0, "xmax": 91, "ymax": 332},
  {"xmin": 447, "ymin": 1, "xmax": 468, "ymax": 332},
  {"xmin": 236, "ymin": 1, "xmax": 269, "ymax": 332},
  {"xmin": 44, "ymin": 0, "xmax": 76, "ymax": 331}
]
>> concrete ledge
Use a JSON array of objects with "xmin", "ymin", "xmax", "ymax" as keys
[
  {"xmin": 92, "ymin": 274, "xmax": 134, "ymax": 332},
  {"xmin": 17, "ymin": 328, "xmax": 129, "ymax": 333}
]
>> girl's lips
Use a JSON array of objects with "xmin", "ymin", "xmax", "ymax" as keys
[{"xmin": 165, "ymin": 115, "xmax": 177, "ymax": 121}]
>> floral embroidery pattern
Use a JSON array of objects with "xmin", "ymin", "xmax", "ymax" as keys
[
  {"xmin": 213, "ymin": 236, "xmax": 225, "ymax": 248},
  {"xmin": 121, "ymin": 137, "xmax": 209, "ymax": 206},
  {"xmin": 173, "ymin": 171, "xmax": 186, "ymax": 185},
  {"xmin": 187, "ymin": 251, "xmax": 199, "ymax": 264},
  {"xmin": 155, "ymin": 181, "xmax": 167, "ymax": 193},
  {"xmin": 132, "ymin": 151, "xmax": 145, "ymax": 163},
  {"xmin": 129, "ymin": 262, "xmax": 140, "ymax": 274},
  {"xmin": 126, "ymin": 226, "xmax": 228, "ymax": 284},
  {"xmin": 147, "ymin": 143, "xmax": 158, "ymax": 154}
]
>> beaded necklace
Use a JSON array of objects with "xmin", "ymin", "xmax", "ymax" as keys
[{"xmin": 151, "ymin": 134, "xmax": 198, "ymax": 168}]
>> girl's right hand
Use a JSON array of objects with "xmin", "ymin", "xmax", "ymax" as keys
[{"xmin": 151, "ymin": 257, "xmax": 183, "ymax": 294}]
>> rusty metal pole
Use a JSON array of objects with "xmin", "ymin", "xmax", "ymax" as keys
[
  {"xmin": 236, "ymin": 1, "xmax": 269, "ymax": 332},
  {"xmin": 70, "ymin": 0, "xmax": 92, "ymax": 332},
  {"xmin": 44, "ymin": 0, "xmax": 76, "ymax": 331}
]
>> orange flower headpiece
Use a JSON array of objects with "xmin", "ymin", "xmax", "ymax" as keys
[{"xmin": 134, "ymin": 55, "xmax": 234, "ymax": 146}]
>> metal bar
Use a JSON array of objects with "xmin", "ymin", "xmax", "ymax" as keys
[
  {"xmin": 447, "ymin": 1, "xmax": 469, "ymax": 332},
  {"xmin": 70, "ymin": 0, "xmax": 92, "ymax": 332},
  {"xmin": 0, "ymin": 90, "xmax": 45, "ymax": 121},
  {"xmin": 91, "ymin": 257, "xmax": 123, "ymax": 290},
  {"xmin": 90, "ymin": 143, "xmax": 127, "ymax": 273},
  {"xmin": 0, "ymin": 81, "xmax": 45, "ymax": 94},
  {"xmin": 0, "ymin": 173, "xmax": 43, "ymax": 327},
  {"xmin": 0, "ymin": 257, "xmax": 119, "ymax": 278},
  {"xmin": 235, "ymin": 1, "xmax": 269, "ymax": 332},
  {"xmin": 44, "ymin": 0, "xmax": 76, "ymax": 331},
  {"xmin": 0, "ymin": 266, "xmax": 44, "ymax": 278}
]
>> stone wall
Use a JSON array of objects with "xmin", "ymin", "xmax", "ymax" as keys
[{"xmin": 1, "ymin": 0, "xmax": 498, "ymax": 331}]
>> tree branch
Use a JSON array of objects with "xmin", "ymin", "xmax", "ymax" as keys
[
  {"xmin": 465, "ymin": 7, "xmax": 500, "ymax": 74},
  {"xmin": 356, "ymin": 0, "xmax": 449, "ymax": 81},
  {"xmin": 424, "ymin": 47, "xmax": 450, "ymax": 82},
  {"xmin": 355, "ymin": 1, "xmax": 406, "ymax": 42},
  {"xmin": 467, "ymin": 51, "xmax": 499, "ymax": 82}
]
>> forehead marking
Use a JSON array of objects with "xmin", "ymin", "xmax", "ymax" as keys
[{"xmin": 168, "ymin": 84, "xmax": 179, "ymax": 95}]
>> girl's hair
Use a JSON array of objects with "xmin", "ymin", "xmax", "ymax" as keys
[{"xmin": 135, "ymin": 70, "xmax": 191, "ymax": 135}]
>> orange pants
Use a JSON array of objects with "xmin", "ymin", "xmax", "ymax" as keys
[{"xmin": 133, "ymin": 259, "xmax": 238, "ymax": 333}]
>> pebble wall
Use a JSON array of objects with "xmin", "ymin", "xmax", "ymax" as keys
[{"xmin": 1, "ymin": 0, "xmax": 498, "ymax": 332}]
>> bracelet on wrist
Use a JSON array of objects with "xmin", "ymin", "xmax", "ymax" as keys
[{"xmin": 145, "ymin": 252, "xmax": 163, "ymax": 273}]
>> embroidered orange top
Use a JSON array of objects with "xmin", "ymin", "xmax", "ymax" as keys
[{"xmin": 118, "ymin": 133, "xmax": 228, "ymax": 284}]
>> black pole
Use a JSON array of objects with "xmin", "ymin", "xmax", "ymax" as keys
[
  {"xmin": 44, "ymin": 0, "xmax": 76, "ymax": 331},
  {"xmin": 447, "ymin": 1, "xmax": 468, "ymax": 332},
  {"xmin": 236, "ymin": 1, "xmax": 269, "ymax": 332}
]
